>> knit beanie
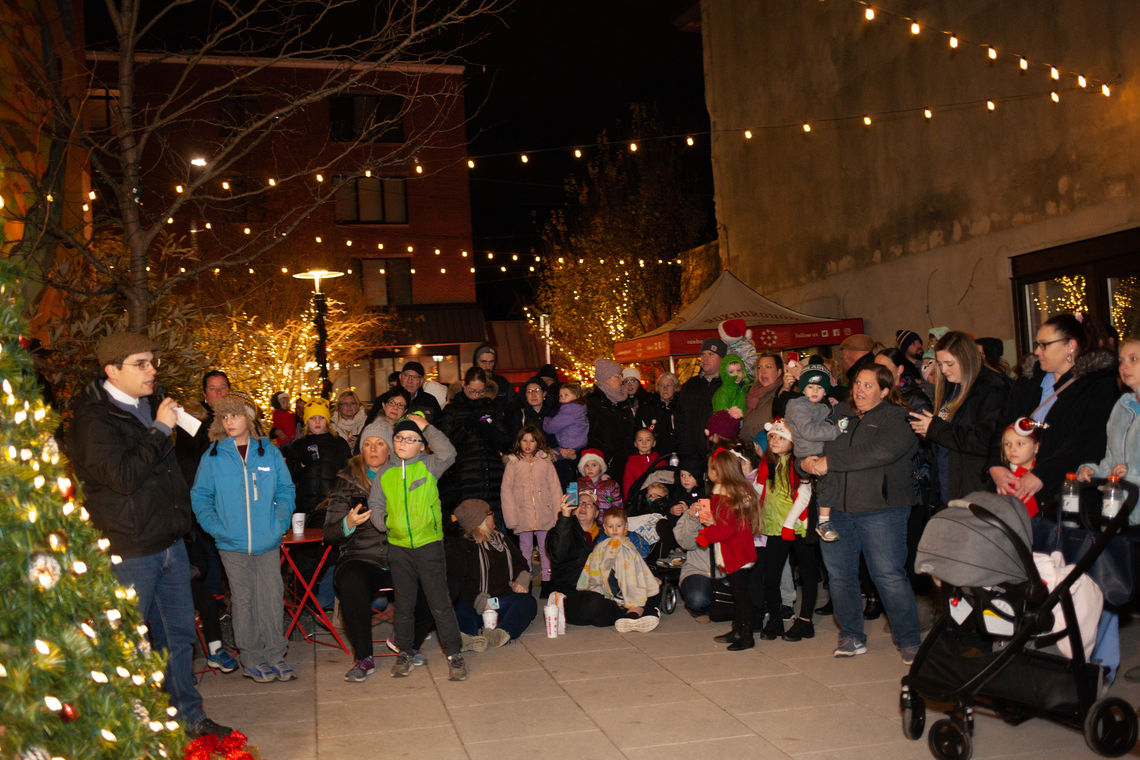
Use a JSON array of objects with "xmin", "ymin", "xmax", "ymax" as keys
[
  {"xmin": 453, "ymin": 498, "xmax": 493, "ymax": 532},
  {"xmin": 537, "ymin": 364, "xmax": 558, "ymax": 383},
  {"xmin": 393, "ymin": 418, "xmax": 423, "ymax": 439},
  {"xmin": 896, "ymin": 329, "xmax": 922, "ymax": 354},
  {"xmin": 700, "ymin": 337, "xmax": 727, "ymax": 357},
  {"xmin": 705, "ymin": 410, "xmax": 741, "ymax": 440},
  {"xmin": 797, "ymin": 362, "xmax": 833, "ymax": 393},
  {"xmin": 928, "ymin": 326, "xmax": 949, "ymax": 344},
  {"xmin": 359, "ymin": 419, "xmax": 394, "ymax": 450},
  {"xmin": 764, "ymin": 418, "xmax": 794, "ymax": 442},
  {"xmin": 577, "ymin": 448, "xmax": 607, "ymax": 476},
  {"xmin": 594, "ymin": 358, "xmax": 626, "ymax": 404}
]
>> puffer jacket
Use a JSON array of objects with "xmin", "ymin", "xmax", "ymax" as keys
[
  {"xmin": 500, "ymin": 451, "xmax": 562, "ymax": 532},
  {"xmin": 435, "ymin": 390, "xmax": 511, "ymax": 513},
  {"xmin": 989, "ymin": 349, "xmax": 1119, "ymax": 507},
  {"xmin": 543, "ymin": 401, "xmax": 588, "ymax": 450},
  {"xmin": 823, "ymin": 400, "xmax": 918, "ymax": 514},
  {"xmin": 323, "ymin": 456, "xmax": 390, "ymax": 566},
  {"xmin": 368, "ymin": 423, "xmax": 456, "ymax": 549},
  {"xmin": 191, "ymin": 437, "xmax": 296, "ymax": 555},
  {"xmin": 283, "ymin": 432, "xmax": 352, "ymax": 516},
  {"xmin": 67, "ymin": 379, "xmax": 194, "ymax": 559}
]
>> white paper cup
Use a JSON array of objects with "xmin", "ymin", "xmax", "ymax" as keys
[
  {"xmin": 544, "ymin": 605, "xmax": 558, "ymax": 638},
  {"xmin": 482, "ymin": 608, "xmax": 498, "ymax": 630},
  {"xmin": 291, "ymin": 512, "xmax": 306, "ymax": 534}
]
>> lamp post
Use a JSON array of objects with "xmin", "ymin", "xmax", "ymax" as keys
[{"xmin": 292, "ymin": 268, "xmax": 345, "ymax": 399}]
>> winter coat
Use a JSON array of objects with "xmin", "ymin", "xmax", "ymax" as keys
[
  {"xmin": 368, "ymin": 423, "xmax": 457, "ymax": 549},
  {"xmin": 585, "ymin": 387, "xmax": 637, "ymax": 480},
  {"xmin": 543, "ymin": 401, "xmax": 588, "ymax": 451},
  {"xmin": 711, "ymin": 352, "xmax": 752, "ymax": 413},
  {"xmin": 500, "ymin": 451, "xmax": 562, "ymax": 532},
  {"xmin": 989, "ymin": 350, "xmax": 1119, "ymax": 507},
  {"xmin": 67, "ymin": 379, "xmax": 194, "ymax": 559},
  {"xmin": 191, "ymin": 437, "xmax": 296, "ymax": 555},
  {"xmin": 924, "ymin": 367, "xmax": 1010, "ymax": 501},
  {"xmin": 676, "ymin": 373, "xmax": 721, "ymax": 459},
  {"xmin": 636, "ymin": 393, "xmax": 678, "ymax": 457},
  {"xmin": 446, "ymin": 532, "xmax": 531, "ymax": 605},
  {"xmin": 622, "ymin": 452, "xmax": 659, "ymax": 501},
  {"xmin": 405, "ymin": 389, "xmax": 442, "ymax": 423},
  {"xmin": 283, "ymin": 432, "xmax": 352, "ymax": 520},
  {"xmin": 618, "ymin": 386, "xmax": 653, "ymax": 424},
  {"xmin": 509, "ymin": 395, "xmax": 557, "ymax": 441},
  {"xmin": 323, "ymin": 456, "xmax": 390, "ymax": 567},
  {"xmin": 435, "ymin": 390, "xmax": 511, "ymax": 513},
  {"xmin": 823, "ymin": 400, "xmax": 919, "ymax": 514},
  {"xmin": 695, "ymin": 494, "xmax": 757, "ymax": 574},
  {"xmin": 174, "ymin": 399, "xmax": 215, "ymax": 487},
  {"xmin": 577, "ymin": 474, "xmax": 624, "ymax": 513},
  {"xmin": 784, "ymin": 395, "xmax": 839, "ymax": 459},
  {"xmin": 1080, "ymin": 391, "xmax": 1140, "ymax": 523},
  {"xmin": 545, "ymin": 512, "xmax": 600, "ymax": 594},
  {"xmin": 740, "ymin": 382, "xmax": 782, "ymax": 446}
]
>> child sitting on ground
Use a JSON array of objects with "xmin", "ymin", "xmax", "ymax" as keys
[
  {"xmin": 1001, "ymin": 420, "xmax": 1041, "ymax": 518},
  {"xmin": 577, "ymin": 448, "xmax": 623, "ymax": 513},
  {"xmin": 577, "ymin": 507, "xmax": 661, "ymax": 633},
  {"xmin": 783, "ymin": 361, "xmax": 843, "ymax": 541}
]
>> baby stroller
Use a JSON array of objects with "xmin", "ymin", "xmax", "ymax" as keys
[
  {"xmin": 626, "ymin": 456, "xmax": 682, "ymax": 615},
  {"xmin": 902, "ymin": 486, "xmax": 1139, "ymax": 760}
]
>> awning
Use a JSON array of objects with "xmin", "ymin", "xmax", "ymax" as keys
[{"xmin": 613, "ymin": 270, "xmax": 863, "ymax": 362}]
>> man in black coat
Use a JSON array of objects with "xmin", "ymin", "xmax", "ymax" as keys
[
  {"xmin": 675, "ymin": 338, "xmax": 726, "ymax": 461},
  {"xmin": 67, "ymin": 332, "xmax": 232, "ymax": 740},
  {"xmin": 398, "ymin": 361, "xmax": 442, "ymax": 422}
]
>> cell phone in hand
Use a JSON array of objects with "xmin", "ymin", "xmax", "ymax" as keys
[
  {"xmin": 566, "ymin": 481, "xmax": 578, "ymax": 506},
  {"xmin": 787, "ymin": 351, "xmax": 800, "ymax": 366},
  {"xmin": 696, "ymin": 498, "xmax": 712, "ymax": 524}
]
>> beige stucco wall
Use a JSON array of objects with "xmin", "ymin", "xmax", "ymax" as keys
[{"xmin": 701, "ymin": 0, "xmax": 1140, "ymax": 342}]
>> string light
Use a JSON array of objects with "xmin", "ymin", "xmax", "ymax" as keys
[
  {"xmin": 863, "ymin": 115, "xmax": 872, "ymax": 126},
  {"xmin": 467, "ymin": 159, "xmax": 475, "ymax": 168},
  {"xmin": 686, "ymin": 136, "xmax": 694, "ymax": 146},
  {"xmin": 910, "ymin": 22, "xmax": 920, "ymax": 35},
  {"xmin": 365, "ymin": 170, "xmax": 371, "ymax": 177},
  {"xmin": 415, "ymin": 164, "xmax": 423, "ymax": 174},
  {"xmin": 221, "ymin": 181, "xmax": 230, "ymax": 190},
  {"xmin": 316, "ymin": 174, "xmax": 324, "ymax": 182},
  {"xmin": 924, "ymin": 108, "xmax": 933, "ymax": 119},
  {"xmin": 629, "ymin": 142, "xmax": 638, "ymax": 152},
  {"xmin": 802, "ymin": 123, "xmax": 812, "ymax": 133},
  {"xmin": 864, "ymin": 7, "xmax": 875, "ymax": 21},
  {"xmin": 520, "ymin": 154, "xmax": 529, "ymax": 163},
  {"xmin": 743, "ymin": 130, "xmax": 752, "ymax": 139},
  {"xmin": 1050, "ymin": 91, "xmax": 1060, "ymax": 103},
  {"xmin": 88, "ymin": 190, "xmax": 96, "ymax": 200},
  {"xmin": 1050, "ymin": 66, "xmax": 1060, "ymax": 80},
  {"xmin": 574, "ymin": 149, "xmax": 582, "ymax": 158},
  {"xmin": 949, "ymin": 34, "xmax": 958, "ymax": 49},
  {"xmin": 1020, "ymin": 57, "xmax": 1029, "ymax": 70},
  {"xmin": 987, "ymin": 46, "xmax": 997, "ymax": 60},
  {"xmin": 1077, "ymin": 75, "xmax": 1087, "ymax": 88},
  {"xmin": 986, "ymin": 100, "xmax": 996, "ymax": 111}
]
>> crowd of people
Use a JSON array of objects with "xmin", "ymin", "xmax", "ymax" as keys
[{"xmin": 65, "ymin": 315, "xmax": 1140, "ymax": 737}]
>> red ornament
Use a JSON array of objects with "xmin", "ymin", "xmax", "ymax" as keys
[{"xmin": 60, "ymin": 703, "xmax": 77, "ymax": 722}]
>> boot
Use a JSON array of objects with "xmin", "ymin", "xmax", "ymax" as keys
[
  {"xmin": 713, "ymin": 626, "xmax": 739, "ymax": 644},
  {"xmin": 782, "ymin": 617, "xmax": 815, "ymax": 641},
  {"xmin": 815, "ymin": 598, "xmax": 833, "ymax": 616},
  {"xmin": 760, "ymin": 618, "xmax": 783, "ymax": 641},
  {"xmin": 863, "ymin": 594, "xmax": 883, "ymax": 620},
  {"xmin": 727, "ymin": 624, "xmax": 755, "ymax": 651},
  {"xmin": 539, "ymin": 581, "xmax": 552, "ymax": 599}
]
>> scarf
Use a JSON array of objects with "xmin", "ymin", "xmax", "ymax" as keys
[
  {"xmin": 744, "ymin": 376, "xmax": 780, "ymax": 413},
  {"xmin": 332, "ymin": 408, "xmax": 367, "ymax": 440},
  {"xmin": 576, "ymin": 536, "xmax": 660, "ymax": 607},
  {"xmin": 597, "ymin": 382, "xmax": 626, "ymax": 405}
]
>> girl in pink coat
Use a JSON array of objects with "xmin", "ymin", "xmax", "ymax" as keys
[{"xmin": 501, "ymin": 425, "xmax": 563, "ymax": 597}]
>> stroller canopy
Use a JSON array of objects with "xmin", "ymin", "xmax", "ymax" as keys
[{"xmin": 915, "ymin": 491, "xmax": 1033, "ymax": 588}]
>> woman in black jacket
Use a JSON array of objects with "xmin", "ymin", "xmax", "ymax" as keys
[
  {"xmin": 508, "ymin": 376, "xmax": 557, "ymax": 440},
  {"xmin": 988, "ymin": 313, "xmax": 1118, "ymax": 509},
  {"xmin": 907, "ymin": 331, "xmax": 1010, "ymax": 502},
  {"xmin": 435, "ymin": 367, "xmax": 512, "ymax": 521},
  {"xmin": 636, "ymin": 372, "xmax": 681, "ymax": 457}
]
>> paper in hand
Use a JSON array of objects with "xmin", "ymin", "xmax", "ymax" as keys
[{"xmin": 175, "ymin": 407, "xmax": 201, "ymax": 436}]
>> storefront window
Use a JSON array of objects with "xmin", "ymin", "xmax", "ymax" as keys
[
  {"xmin": 1109, "ymin": 276, "xmax": 1139, "ymax": 338},
  {"xmin": 1022, "ymin": 275, "xmax": 1088, "ymax": 334}
]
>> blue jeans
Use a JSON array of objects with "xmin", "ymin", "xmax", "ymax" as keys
[
  {"xmin": 113, "ymin": 542, "xmax": 206, "ymax": 726},
  {"xmin": 819, "ymin": 507, "xmax": 921, "ymax": 649},
  {"xmin": 455, "ymin": 592, "xmax": 538, "ymax": 640},
  {"xmin": 680, "ymin": 575, "xmax": 713, "ymax": 616}
]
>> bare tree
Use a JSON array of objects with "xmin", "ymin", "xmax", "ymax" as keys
[{"xmin": 0, "ymin": 0, "xmax": 502, "ymax": 331}]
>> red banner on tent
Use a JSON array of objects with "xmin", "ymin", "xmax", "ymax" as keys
[{"xmin": 613, "ymin": 318, "xmax": 864, "ymax": 362}]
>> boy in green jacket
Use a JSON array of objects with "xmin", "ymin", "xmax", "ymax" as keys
[{"xmin": 368, "ymin": 414, "xmax": 466, "ymax": 679}]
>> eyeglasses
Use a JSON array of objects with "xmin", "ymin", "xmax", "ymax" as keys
[
  {"xmin": 392, "ymin": 435, "xmax": 423, "ymax": 444},
  {"xmin": 385, "ymin": 400, "xmax": 407, "ymax": 409},
  {"xmin": 1034, "ymin": 338, "xmax": 1066, "ymax": 350},
  {"xmin": 122, "ymin": 358, "xmax": 160, "ymax": 370},
  {"xmin": 525, "ymin": 388, "xmax": 544, "ymax": 394}
]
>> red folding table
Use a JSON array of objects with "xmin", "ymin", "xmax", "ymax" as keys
[{"xmin": 280, "ymin": 528, "xmax": 349, "ymax": 654}]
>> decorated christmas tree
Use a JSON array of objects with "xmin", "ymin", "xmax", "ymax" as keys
[{"xmin": 0, "ymin": 258, "xmax": 183, "ymax": 759}]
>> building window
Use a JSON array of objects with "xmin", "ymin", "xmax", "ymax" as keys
[
  {"xmin": 335, "ymin": 177, "xmax": 407, "ymax": 224},
  {"xmin": 329, "ymin": 94, "xmax": 405, "ymax": 143},
  {"xmin": 367, "ymin": 258, "xmax": 413, "ymax": 306},
  {"xmin": 85, "ymin": 88, "xmax": 120, "ymax": 132},
  {"xmin": 218, "ymin": 94, "xmax": 261, "ymax": 137}
]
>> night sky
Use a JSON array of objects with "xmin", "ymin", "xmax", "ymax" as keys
[{"xmin": 461, "ymin": 2, "xmax": 711, "ymax": 318}]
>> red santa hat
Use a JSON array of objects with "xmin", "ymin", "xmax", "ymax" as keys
[
  {"xmin": 718, "ymin": 318, "xmax": 750, "ymax": 344},
  {"xmin": 577, "ymin": 448, "xmax": 607, "ymax": 476}
]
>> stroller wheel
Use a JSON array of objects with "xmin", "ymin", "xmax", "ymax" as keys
[
  {"xmin": 928, "ymin": 718, "xmax": 972, "ymax": 760},
  {"xmin": 899, "ymin": 682, "xmax": 925, "ymax": 741},
  {"xmin": 1083, "ymin": 697, "xmax": 1138, "ymax": 757},
  {"xmin": 661, "ymin": 582, "xmax": 678, "ymax": 615}
]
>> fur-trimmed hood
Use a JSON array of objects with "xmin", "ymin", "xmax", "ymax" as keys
[
  {"xmin": 1019, "ymin": 347, "xmax": 1115, "ymax": 382},
  {"xmin": 447, "ymin": 378, "xmax": 499, "ymax": 401},
  {"xmin": 207, "ymin": 392, "xmax": 264, "ymax": 442}
]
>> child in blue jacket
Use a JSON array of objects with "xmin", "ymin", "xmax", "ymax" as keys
[{"xmin": 192, "ymin": 392, "xmax": 297, "ymax": 684}]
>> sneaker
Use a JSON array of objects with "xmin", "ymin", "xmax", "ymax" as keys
[
  {"xmin": 269, "ymin": 659, "xmax": 297, "ymax": 681},
  {"xmin": 387, "ymin": 636, "xmax": 427, "ymax": 664},
  {"xmin": 461, "ymin": 632, "xmax": 488, "ymax": 652},
  {"xmin": 900, "ymin": 645, "xmax": 920, "ymax": 666},
  {"xmin": 206, "ymin": 648, "xmax": 239, "ymax": 673},
  {"xmin": 816, "ymin": 521, "xmax": 839, "ymax": 542},
  {"xmin": 782, "ymin": 618, "xmax": 815, "ymax": 641},
  {"xmin": 344, "ymin": 656, "xmax": 375, "ymax": 682},
  {"xmin": 692, "ymin": 614, "xmax": 711, "ymax": 624},
  {"xmin": 615, "ymin": 614, "xmax": 660, "ymax": 633},
  {"xmin": 833, "ymin": 638, "xmax": 868, "ymax": 657},
  {"xmin": 390, "ymin": 651, "xmax": 414, "ymax": 677},
  {"xmin": 385, "ymin": 635, "xmax": 399, "ymax": 654},
  {"xmin": 411, "ymin": 651, "xmax": 427, "ymax": 666},
  {"xmin": 186, "ymin": 717, "xmax": 235, "ymax": 740},
  {"xmin": 241, "ymin": 662, "xmax": 276, "ymax": 683},
  {"xmin": 447, "ymin": 654, "xmax": 468, "ymax": 681},
  {"xmin": 485, "ymin": 628, "xmax": 511, "ymax": 647}
]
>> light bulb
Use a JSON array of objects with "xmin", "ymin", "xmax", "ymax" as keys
[
  {"xmin": 988, "ymin": 47, "xmax": 997, "ymax": 60},
  {"xmin": 686, "ymin": 136, "xmax": 694, "ymax": 146},
  {"xmin": 744, "ymin": 130, "xmax": 752, "ymax": 139},
  {"xmin": 1020, "ymin": 57, "xmax": 1028, "ymax": 70},
  {"xmin": 573, "ymin": 149, "xmax": 581, "ymax": 158},
  {"xmin": 1077, "ymin": 75, "xmax": 1087, "ymax": 88},
  {"xmin": 520, "ymin": 154, "xmax": 528, "ymax": 163},
  {"xmin": 910, "ymin": 22, "xmax": 920, "ymax": 34},
  {"xmin": 986, "ymin": 100, "xmax": 996, "ymax": 111},
  {"xmin": 629, "ymin": 142, "xmax": 637, "ymax": 152},
  {"xmin": 1051, "ymin": 66, "xmax": 1060, "ymax": 80},
  {"xmin": 863, "ymin": 115, "xmax": 872, "ymax": 126},
  {"xmin": 467, "ymin": 159, "xmax": 475, "ymax": 168},
  {"xmin": 1050, "ymin": 91, "xmax": 1060, "ymax": 103},
  {"xmin": 802, "ymin": 123, "xmax": 812, "ymax": 133},
  {"xmin": 949, "ymin": 35, "xmax": 958, "ymax": 49},
  {"xmin": 864, "ymin": 7, "xmax": 874, "ymax": 20}
]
